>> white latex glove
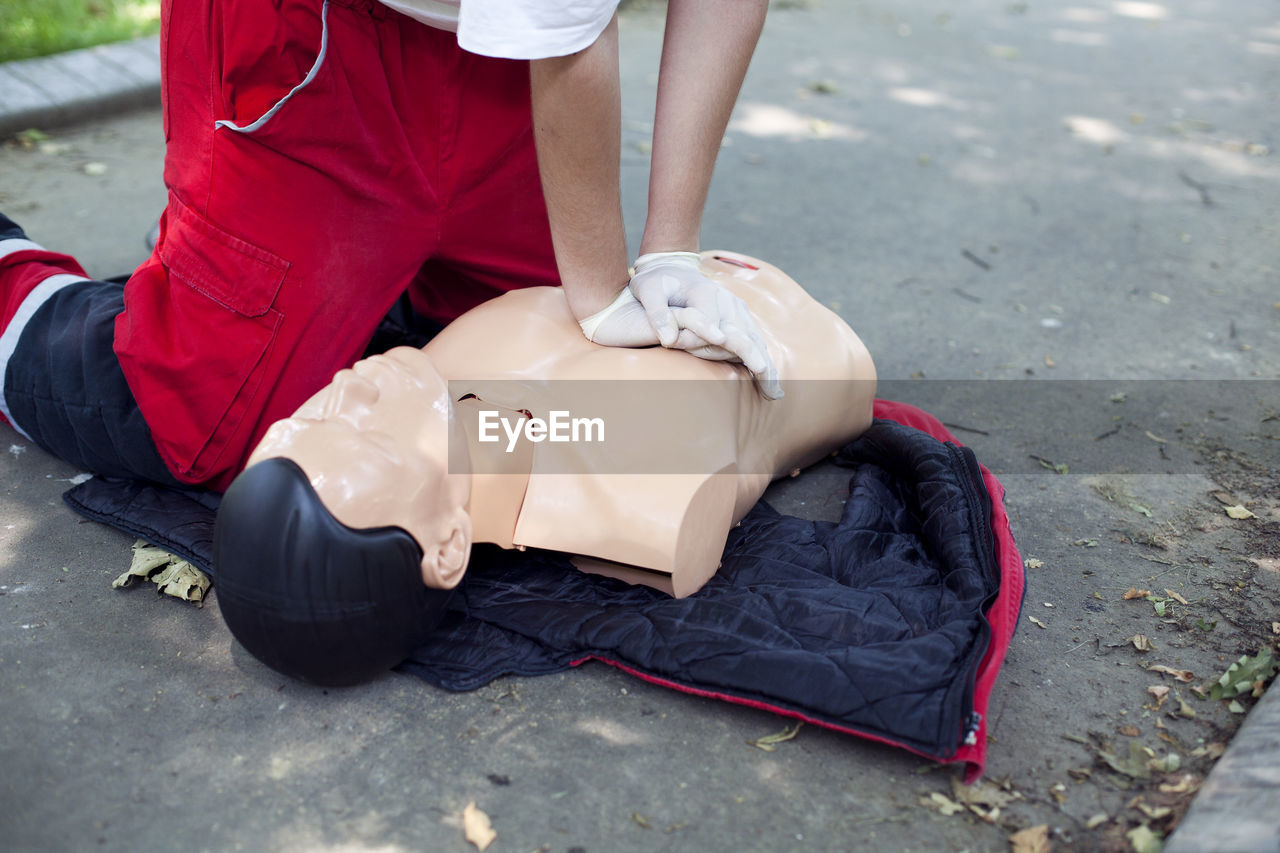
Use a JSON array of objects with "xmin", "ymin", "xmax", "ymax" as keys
[
  {"xmin": 578, "ymin": 286, "xmax": 662, "ymax": 348},
  {"xmin": 628, "ymin": 251, "xmax": 783, "ymax": 400},
  {"xmin": 578, "ymin": 286, "xmax": 719, "ymax": 351}
]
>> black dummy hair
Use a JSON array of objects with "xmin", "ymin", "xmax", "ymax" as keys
[{"xmin": 213, "ymin": 457, "xmax": 454, "ymax": 687}]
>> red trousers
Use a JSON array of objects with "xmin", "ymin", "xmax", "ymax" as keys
[{"xmin": 116, "ymin": 0, "xmax": 558, "ymax": 489}]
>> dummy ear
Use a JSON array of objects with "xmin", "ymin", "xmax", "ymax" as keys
[{"xmin": 420, "ymin": 507, "xmax": 472, "ymax": 589}]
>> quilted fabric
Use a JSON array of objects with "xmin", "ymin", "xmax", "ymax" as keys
[{"xmin": 62, "ymin": 400, "xmax": 1023, "ymax": 779}]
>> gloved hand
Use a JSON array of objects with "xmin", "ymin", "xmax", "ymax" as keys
[
  {"xmin": 580, "ymin": 290, "xmax": 734, "ymax": 358},
  {"xmin": 577, "ymin": 286, "xmax": 662, "ymax": 348},
  {"xmin": 628, "ymin": 251, "xmax": 783, "ymax": 400}
]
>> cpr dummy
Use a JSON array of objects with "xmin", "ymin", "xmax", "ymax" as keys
[{"xmin": 247, "ymin": 252, "xmax": 876, "ymax": 597}]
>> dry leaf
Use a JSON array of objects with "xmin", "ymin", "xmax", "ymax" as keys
[
  {"xmin": 1128, "ymin": 634, "xmax": 1155, "ymax": 652},
  {"xmin": 1024, "ymin": 558, "xmax": 1044, "ymax": 569},
  {"xmin": 1159, "ymin": 774, "xmax": 1200, "ymax": 794},
  {"xmin": 923, "ymin": 792, "xmax": 965, "ymax": 816},
  {"xmin": 463, "ymin": 802, "xmax": 497, "ymax": 852},
  {"xmin": 1165, "ymin": 589, "xmax": 1189, "ymax": 605},
  {"xmin": 1117, "ymin": 725, "xmax": 1140, "ymax": 737},
  {"xmin": 950, "ymin": 776, "xmax": 1021, "ymax": 811},
  {"xmin": 1189, "ymin": 743, "xmax": 1225, "ymax": 760},
  {"xmin": 1028, "ymin": 616, "xmax": 1048, "ymax": 629},
  {"xmin": 1099, "ymin": 741, "xmax": 1152, "ymax": 779},
  {"xmin": 808, "ymin": 118, "xmax": 833, "ymax": 137},
  {"xmin": 1224, "ymin": 505, "xmax": 1256, "ymax": 519},
  {"xmin": 112, "ymin": 540, "xmax": 210, "ymax": 604},
  {"xmin": 118, "ymin": 540, "xmax": 171, "ymax": 579},
  {"xmin": 1086, "ymin": 813, "xmax": 1109, "ymax": 829},
  {"xmin": 1009, "ymin": 823, "xmax": 1050, "ymax": 853},
  {"xmin": 1147, "ymin": 685, "xmax": 1170, "ymax": 707},
  {"xmin": 1127, "ymin": 824, "xmax": 1162, "ymax": 853},
  {"xmin": 747, "ymin": 721, "xmax": 802, "ymax": 751},
  {"xmin": 1136, "ymin": 802, "xmax": 1172, "ymax": 819},
  {"xmin": 1144, "ymin": 430, "xmax": 1168, "ymax": 444},
  {"xmin": 631, "ymin": 812, "xmax": 652, "ymax": 830},
  {"xmin": 1123, "ymin": 587, "xmax": 1151, "ymax": 600},
  {"xmin": 1148, "ymin": 665, "xmax": 1194, "ymax": 682},
  {"xmin": 150, "ymin": 561, "xmax": 210, "ymax": 602},
  {"xmin": 969, "ymin": 804, "xmax": 1001, "ymax": 823}
]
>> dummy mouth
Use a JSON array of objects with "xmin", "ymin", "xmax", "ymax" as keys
[{"xmin": 711, "ymin": 254, "xmax": 759, "ymax": 270}]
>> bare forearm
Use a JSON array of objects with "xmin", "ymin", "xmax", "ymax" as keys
[
  {"xmin": 529, "ymin": 15, "xmax": 631, "ymax": 321},
  {"xmin": 639, "ymin": 0, "xmax": 768, "ymax": 255}
]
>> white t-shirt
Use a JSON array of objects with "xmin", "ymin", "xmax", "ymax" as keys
[{"xmin": 378, "ymin": 0, "xmax": 618, "ymax": 59}]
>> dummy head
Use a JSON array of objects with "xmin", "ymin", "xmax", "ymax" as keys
[
  {"xmin": 213, "ymin": 346, "xmax": 472, "ymax": 684},
  {"xmin": 213, "ymin": 456, "xmax": 454, "ymax": 686},
  {"xmin": 246, "ymin": 346, "xmax": 473, "ymax": 588}
]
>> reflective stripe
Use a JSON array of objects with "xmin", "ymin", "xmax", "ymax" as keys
[
  {"xmin": 0, "ymin": 273, "xmax": 89, "ymax": 439},
  {"xmin": 0, "ymin": 238, "xmax": 45, "ymax": 263},
  {"xmin": 214, "ymin": 0, "xmax": 331, "ymax": 135}
]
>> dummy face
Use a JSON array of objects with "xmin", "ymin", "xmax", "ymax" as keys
[{"xmin": 248, "ymin": 347, "xmax": 472, "ymax": 589}]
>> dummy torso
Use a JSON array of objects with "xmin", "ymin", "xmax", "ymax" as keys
[{"xmin": 249, "ymin": 252, "xmax": 876, "ymax": 596}]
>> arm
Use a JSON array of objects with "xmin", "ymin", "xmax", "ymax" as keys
[
  {"xmin": 628, "ymin": 0, "xmax": 780, "ymax": 396},
  {"xmin": 640, "ymin": 0, "xmax": 768, "ymax": 256},
  {"xmin": 528, "ymin": 14, "xmax": 631, "ymax": 324},
  {"xmin": 528, "ymin": 0, "xmax": 768, "ymax": 316},
  {"xmin": 528, "ymin": 0, "xmax": 779, "ymax": 396}
]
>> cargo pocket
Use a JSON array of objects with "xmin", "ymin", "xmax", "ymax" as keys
[{"xmin": 152, "ymin": 199, "xmax": 289, "ymax": 483}]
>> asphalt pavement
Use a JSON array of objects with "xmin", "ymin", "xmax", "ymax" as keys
[{"xmin": 1, "ymin": 1, "xmax": 1278, "ymax": 850}]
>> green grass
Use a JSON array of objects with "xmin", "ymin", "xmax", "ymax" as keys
[{"xmin": 0, "ymin": 0, "xmax": 161, "ymax": 64}]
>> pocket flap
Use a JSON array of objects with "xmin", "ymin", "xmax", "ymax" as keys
[{"xmin": 160, "ymin": 204, "xmax": 289, "ymax": 317}]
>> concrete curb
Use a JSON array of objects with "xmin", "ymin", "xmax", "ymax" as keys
[
  {"xmin": 0, "ymin": 36, "xmax": 160, "ymax": 137},
  {"xmin": 1166, "ymin": 684, "xmax": 1280, "ymax": 852}
]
